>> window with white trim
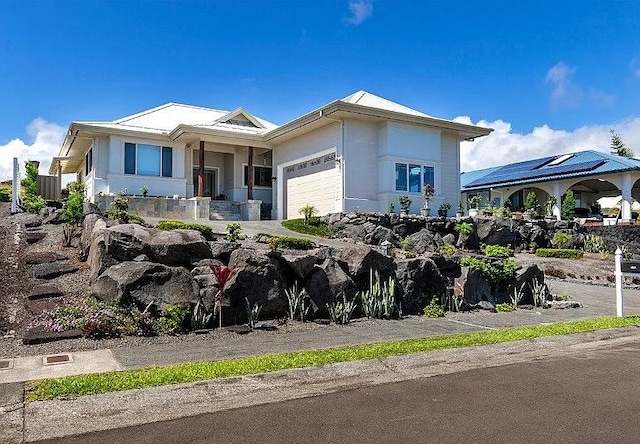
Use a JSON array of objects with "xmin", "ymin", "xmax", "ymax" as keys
[
  {"xmin": 124, "ymin": 143, "xmax": 172, "ymax": 177},
  {"xmin": 395, "ymin": 162, "xmax": 435, "ymax": 192}
]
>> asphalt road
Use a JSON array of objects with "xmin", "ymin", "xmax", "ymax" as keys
[{"xmin": 36, "ymin": 341, "xmax": 640, "ymax": 444}]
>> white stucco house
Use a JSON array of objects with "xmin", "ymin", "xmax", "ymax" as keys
[{"xmin": 50, "ymin": 91, "xmax": 492, "ymax": 220}]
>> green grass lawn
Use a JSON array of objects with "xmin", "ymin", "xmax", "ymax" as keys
[
  {"xmin": 281, "ymin": 218, "xmax": 333, "ymax": 237},
  {"xmin": 25, "ymin": 317, "xmax": 640, "ymax": 402}
]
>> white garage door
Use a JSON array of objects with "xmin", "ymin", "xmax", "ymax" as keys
[{"xmin": 284, "ymin": 153, "xmax": 337, "ymax": 219}]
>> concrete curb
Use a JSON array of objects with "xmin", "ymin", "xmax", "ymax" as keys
[{"xmin": 22, "ymin": 327, "xmax": 640, "ymax": 442}]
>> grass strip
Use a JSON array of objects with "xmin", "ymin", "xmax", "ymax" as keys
[
  {"xmin": 26, "ymin": 316, "xmax": 640, "ymax": 401},
  {"xmin": 281, "ymin": 218, "xmax": 333, "ymax": 237}
]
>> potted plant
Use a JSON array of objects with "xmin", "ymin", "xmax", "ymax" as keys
[
  {"xmin": 140, "ymin": 185, "xmax": 149, "ymax": 198},
  {"xmin": 398, "ymin": 195, "xmax": 412, "ymax": 215},
  {"xmin": 467, "ymin": 195, "xmax": 481, "ymax": 218},
  {"xmin": 523, "ymin": 191, "xmax": 538, "ymax": 220},
  {"xmin": 421, "ymin": 184, "xmax": 435, "ymax": 216},
  {"xmin": 388, "ymin": 202, "xmax": 395, "ymax": 214},
  {"xmin": 456, "ymin": 201, "xmax": 464, "ymax": 218},
  {"xmin": 544, "ymin": 196, "xmax": 557, "ymax": 221},
  {"xmin": 438, "ymin": 201, "xmax": 451, "ymax": 217}
]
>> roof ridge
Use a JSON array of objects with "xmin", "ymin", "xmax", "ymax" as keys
[{"xmin": 113, "ymin": 102, "xmax": 231, "ymax": 124}]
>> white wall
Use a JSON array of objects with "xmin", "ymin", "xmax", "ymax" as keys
[
  {"xmin": 343, "ymin": 120, "xmax": 379, "ymax": 212},
  {"xmin": 272, "ymin": 122, "xmax": 342, "ymax": 218},
  {"xmin": 103, "ymin": 135, "xmax": 187, "ymax": 197},
  {"xmin": 439, "ymin": 132, "xmax": 461, "ymax": 209}
]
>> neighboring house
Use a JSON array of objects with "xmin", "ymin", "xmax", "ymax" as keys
[
  {"xmin": 50, "ymin": 90, "xmax": 492, "ymax": 219},
  {"xmin": 461, "ymin": 150, "xmax": 640, "ymax": 221}
]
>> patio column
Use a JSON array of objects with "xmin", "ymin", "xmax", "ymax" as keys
[
  {"xmin": 247, "ymin": 146, "xmax": 254, "ymax": 200},
  {"xmin": 551, "ymin": 183, "xmax": 562, "ymax": 220},
  {"xmin": 198, "ymin": 140, "xmax": 205, "ymax": 197},
  {"xmin": 621, "ymin": 173, "xmax": 633, "ymax": 221},
  {"xmin": 56, "ymin": 160, "xmax": 62, "ymax": 201}
]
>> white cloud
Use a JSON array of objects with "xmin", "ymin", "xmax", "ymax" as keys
[
  {"xmin": 344, "ymin": 0, "xmax": 373, "ymax": 25},
  {"xmin": 456, "ymin": 115, "xmax": 640, "ymax": 172},
  {"xmin": 544, "ymin": 61, "xmax": 615, "ymax": 109},
  {"xmin": 0, "ymin": 118, "xmax": 65, "ymax": 181}
]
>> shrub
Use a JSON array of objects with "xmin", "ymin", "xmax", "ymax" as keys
[
  {"xmin": 552, "ymin": 231, "xmax": 573, "ymax": 249},
  {"xmin": 482, "ymin": 244, "xmax": 513, "ymax": 258},
  {"xmin": 285, "ymin": 282, "xmax": 310, "ymax": 322},
  {"xmin": 327, "ymin": 293, "xmax": 357, "ymax": 325},
  {"xmin": 158, "ymin": 304, "xmax": 189, "ymax": 335},
  {"xmin": 423, "ymin": 298, "xmax": 445, "ymax": 318},
  {"xmin": 535, "ymin": 248, "xmax": 583, "ymax": 259},
  {"xmin": 524, "ymin": 191, "xmax": 538, "ymax": 212},
  {"xmin": 0, "ymin": 186, "xmax": 11, "ymax": 202},
  {"xmin": 454, "ymin": 222, "xmax": 474, "ymax": 236},
  {"xmin": 495, "ymin": 303, "xmax": 516, "ymax": 312},
  {"xmin": 62, "ymin": 184, "xmax": 85, "ymax": 247},
  {"xmin": 561, "ymin": 190, "xmax": 576, "ymax": 220},
  {"xmin": 106, "ymin": 195, "xmax": 144, "ymax": 225},
  {"xmin": 359, "ymin": 269, "xmax": 399, "ymax": 320},
  {"xmin": 404, "ymin": 250, "xmax": 417, "ymax": 259},
  {"xmin": 460, "ymin": 257, "xmax": 517, "ymax": 284},
  {"xmin": 397, "ymin": 195, "xmax": 412, "ymax": 213},
  {"xmin": 439, "ymin": 244, "xmax": 457, "ymax": 255},
  {"xmin": 268, "ymin": 236, "xmax": 315, "ymax": 250},
  {"xmin": 157, "ymin": 220, "xmax": 213, "ymax": 240},
  {"xmin": 298, "ymin": 204, "xmax": 317, "ymax": 225},
  {"xmin": 226, "ymin": 222, "xmax": 242, "ymax": 242},
  {"xmin": 399, "ymin": 239, "xmax": 412, "ymax": 251},
  {"xmin": 22, "ymin": 161, "xmax": 46, "ymax": 213}
]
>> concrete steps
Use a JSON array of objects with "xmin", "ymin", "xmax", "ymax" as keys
[{"xmin": 209, "ymin": 201, "xmax": 243, "ymax": 221}]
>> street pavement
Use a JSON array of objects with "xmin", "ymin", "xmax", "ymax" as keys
[{"xmin": 32, "ymin": 335, "xmax": 640, "ymax": 444}]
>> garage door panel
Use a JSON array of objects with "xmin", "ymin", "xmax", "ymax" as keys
[{"xmin": 286, "ymin": 168, "xmax": 336, "ymax": 218}]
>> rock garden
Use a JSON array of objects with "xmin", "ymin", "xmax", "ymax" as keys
[{"xmin": 3, "ymin": 184, "xmax": 637, "ymax": 357}]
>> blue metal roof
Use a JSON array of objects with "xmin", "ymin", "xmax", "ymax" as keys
[{"xmin": 461, "ymin": 150, "xmax": 640, "ymax": 192}]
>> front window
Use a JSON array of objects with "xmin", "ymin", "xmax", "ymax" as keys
[
  {"xmin": 85, "ymin": 147, "xmax": 93, "ymax": 176},
  {"xmin": 243, "ymin": 165, "xmax": 272, "ymax": 187},
  {"xmin": 395, "ymin": 162, "xmax": 435, "ymax": 193},
  {"xmin": 124, "ymin": 142, "xmax": 172, "ymax": 177}
]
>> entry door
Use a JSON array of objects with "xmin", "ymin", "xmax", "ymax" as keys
[{"xmin": 193, "ymin": 169, "xmax": 217, "ymax": 197}]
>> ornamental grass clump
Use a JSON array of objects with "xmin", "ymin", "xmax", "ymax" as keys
[
  {"xmin": 359, "ymin": 268, "xmax": 399, "ymax": 319},
  {"xmin": 285, "ymin": 282, "xmax": 310, "ymax": 322},
  {"xmin": 327, "ymin": 293, "xmax": 357, "ymax": 325}
]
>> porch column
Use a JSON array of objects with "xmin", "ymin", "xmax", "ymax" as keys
[
  {"xmin": 621, "ymin": 173, "xmax": 633, "ymax": 221},
  {"xmin": 56, "ymin": 161, "xmax": 62, "ymax": 201},
  {"xmin": 247, "ymin": 146, "xmax": 254, "ymax": 200},
  {"xmin": 551, "ymin": 183, "xmax": 562, "ymax": 220},
  {"xmin": 198, "ymin": 140, "xmax": 205, "ymax": 197}
]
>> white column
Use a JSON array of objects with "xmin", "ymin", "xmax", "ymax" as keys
[
  {"xmin": 551, "ymin": 183, "xmax": 562, "ymax": 220},
  {"xmin": 621, "ymin": 173, "xmax": 633, "ymax": 221},
  {"xmin": 56, "ymin": 161, "xmax": 62, "ymax": 201}
]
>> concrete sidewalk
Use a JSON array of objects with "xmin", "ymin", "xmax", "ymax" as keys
[{"xmin": 1, "ymin": 280, "xmax": 639, "ymax": 385}]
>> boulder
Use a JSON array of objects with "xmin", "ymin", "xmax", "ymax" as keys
[
  {"xmin": 32, "ymin": 262, "xmax": 79, "ymax": 280},
  {"xmin": 462, "ymin": 268, "xmax": 495, "ymax": 307},
  {"xmin": 509, "ymin": 264, "xmax": 545, "ymax": 306},
  {"xmin": 83, "ymin": 201, "xmax": 103, "ymax": 217},
  {"xmin": 26, "ymin": 231, "xmax": 46, "ymax": 244},
  {"xmin": 42, "ymin": 209, "xmax": 64, "ymax": 225},
  {"xmin": 103, "ymin": 224, "xmax": 212, "ymax": 267},
  {"xmin": 429, "ymin": 253, "xmax": 462, "ymax": 280},
  {"xmin": 88, "ymin": 232, "xmax": 119, "ymax": 282},
  {"xmin": 22, "ymin": 327, "xmax": 84, "ymax": 345},
  {"xmin": 395, "ymin": 257, "xmax": 447, "ymax": 314},
  {"xmin": 269, "ymin": 249, "xmax": 319, "ymax": 280},
  {"xmin": 80, "ymin": 214, "xmax": 108, "ymax": 261},
  {"xmin": 23, "ymin": 214, "xmax": 42, "ymax": 228},
  {"xmin": 476, "ymin": 218, "xmax": 523, "ymax": 249},
  {"xmin": 442, "ymin": 233, "xmax": 456, "ymax": 245},
  {"xmin": 333, "ymin": 245, "xmax": 395, "ymax": 289},
  {"xmin": 406, "ymin": 229, "xmax": 443, "ymax": 253},
  {"xmin": 224, "ymin": 248, "xmax": 286, "ymax": 321},
  {"xmin": 364, "ymin": 226, "xmax": 401, "ymax": 246},
  {"xmin": 304, "ymin": 258, "xmax": 357, "ymax": 316},
  {"xmin": 209, "ymin": 241, "xmax": 240, "ymax": 263},
  {"xmin": 91, "ymin": 261, "xmax": 199, "ymax": 314}
]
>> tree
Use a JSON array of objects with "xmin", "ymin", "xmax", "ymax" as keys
[
  {"xmin": 561, "ymin": 190, "xmax": 576, "ymax": 221},
  {"xmin": 22, "ymin": 160, "xmax": 46, "ymax": 213},
  {"xmin": 610, "ymin": 129, "xmax": 634, "ymax": 158}
]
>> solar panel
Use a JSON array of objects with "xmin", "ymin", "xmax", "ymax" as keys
[{"xmin": 466, "ymin": 159, "xmax": 606, "ymax": 188}]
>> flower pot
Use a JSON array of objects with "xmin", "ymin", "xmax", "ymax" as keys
[
  {"xmin": 456, "ymin": 211, "xmax": 464, "ymax": 218},
  {"xmin": 420, "ymin": 208, "xmax": 430, "ymax": 217},
  {"xmin": 469, "ymin": 208, "xmax": 480, "ymax": 218}
]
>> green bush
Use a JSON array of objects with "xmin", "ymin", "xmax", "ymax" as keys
[
  {"xmin": 495, "ymin": 303, "xmax": 516, "ymax": 312},
  {"xmin": 226, "ymin": 222, "xmax": 242, "ymax": 242},
  {"xmin": 524, "ymin": 191, "xmax": 538, "ymax": 212},
  {"xmin": 482, "ymin": 244, "xmax": 514, "ymax": 258},
  {"xmin": 63, "ymin": 193, "xmax": 84, "ymax": 225},
  {"xmin": 0, "ymin": 187, "xmax": 11, "ymax": 202},
  {"xmin": 158, "ymin": 304, "xmax": 189, "ymax": 335},
  {"xmin": 281, "ymin": 218, "xmax": 333, "ymax": 237},
  {"xmin": 561, "ymin": 190, "xmax": 576, "ymax": 220},
  {"xmin": 552, "ymin": 231, "xmax": 573, "ymax": 249},
  {"xmin": 22, "ymin": 161, "xmax": 46, "ymax": 213},
  {"xmin": 298, "ymin": 204, "xmax": 318, "ymax": 224},
  {"xmin": 423, "ymin": 299, "xmax": 445, "ymax": 318},
  {"xmin": 460, "ymin": 257, "xmax": 517, "ymax": 283},
  {"xmin": 268, "ymin": 236, "xmax": 315, "ymax": 250},
  {"xmin": 439, "ymin": 244, "xmax": 457, "ymax": 255},
  {"xmin": 157, "ymin": 220, "xmax": 213, "ymax": 240},
  {"xmin": 535, "ymin": 248, "xmax": 583, "ymax": 259},
  {"xmin": 454, "ymin": 222, "xmax": 474, "ymax": 236}
]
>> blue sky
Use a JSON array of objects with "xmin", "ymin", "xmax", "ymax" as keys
[{"xmin": 1, "ymin": 0, "xmax": 640, "ymax": 178}]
